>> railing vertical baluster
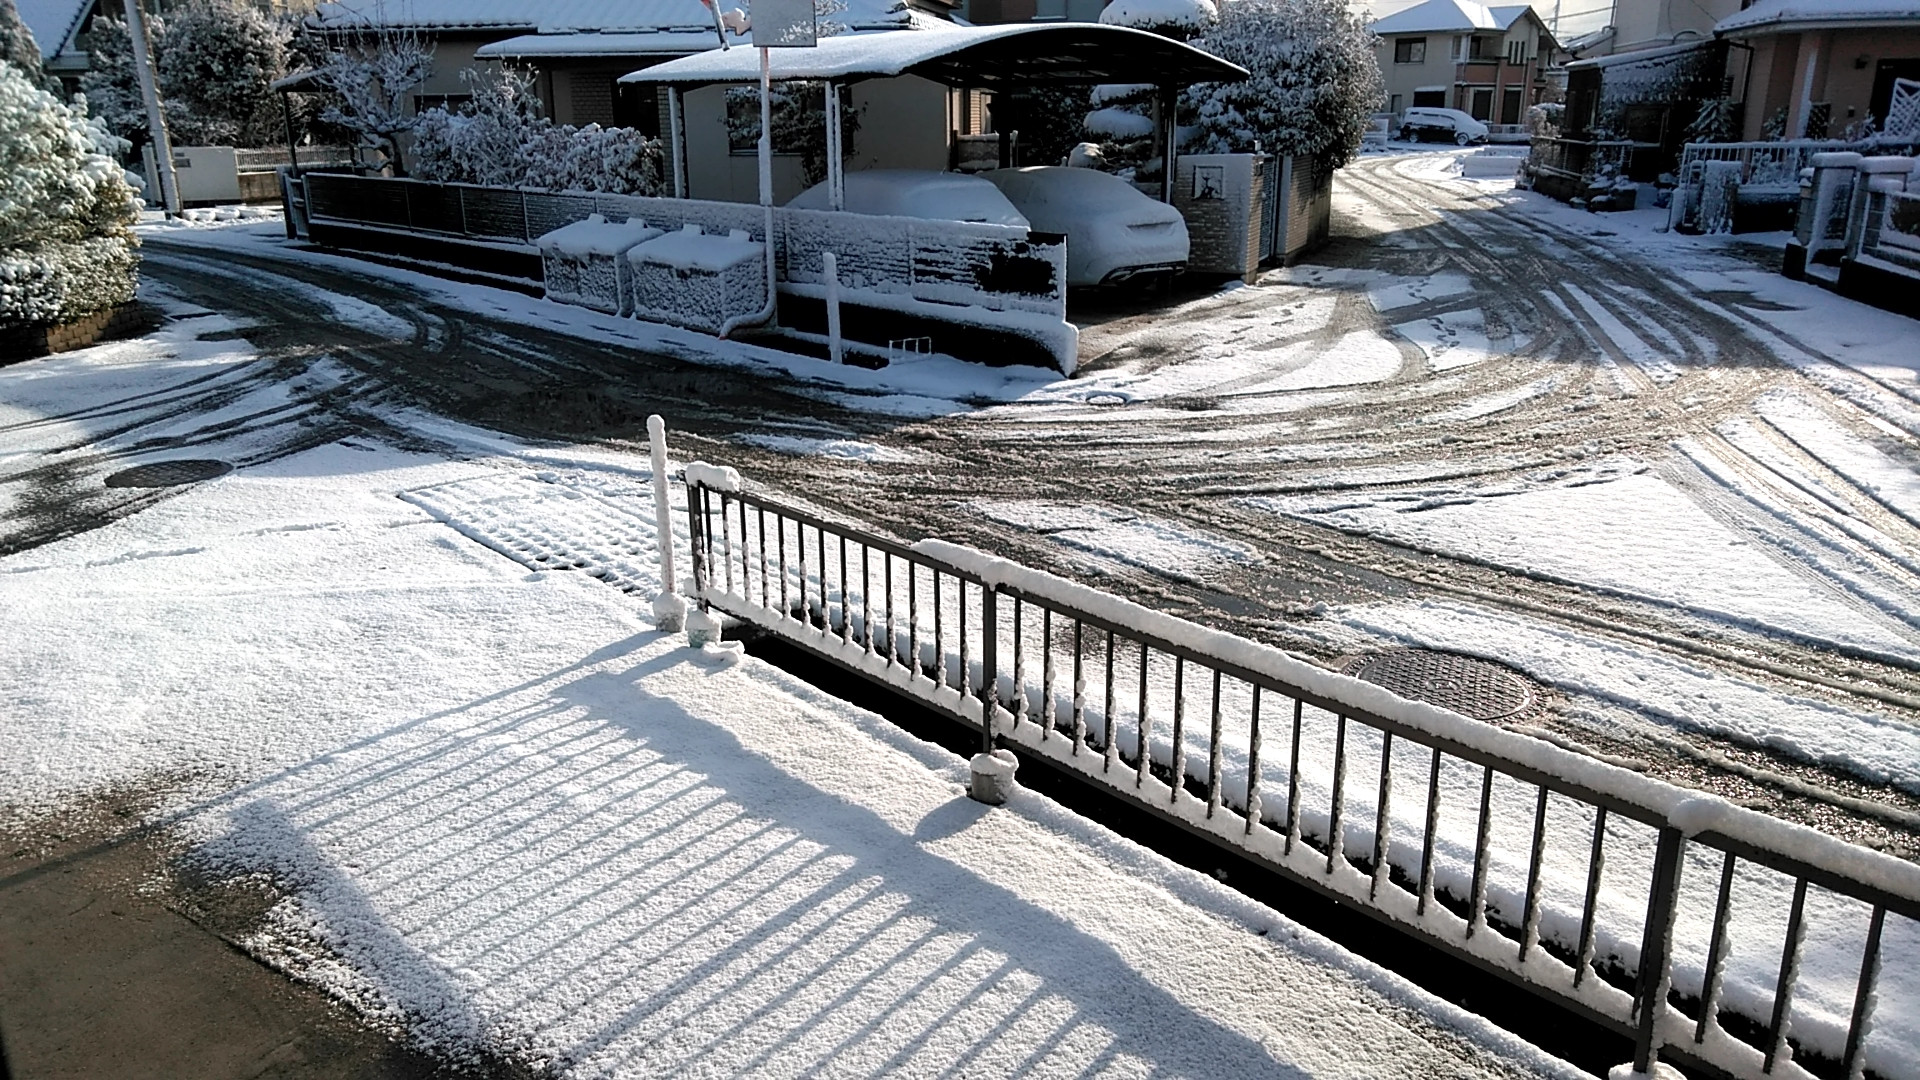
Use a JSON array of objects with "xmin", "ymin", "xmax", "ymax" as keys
[
  {"xmin": 816, "ymin": 524, "xmax": 827, "ymax": 628},
  {"xmin": 1370, "ymin": 732, "xmax": 1394, "ymax": 900},
  {"xmin": 718, "ymin": 494, "xmax": 734, "ymax": 594},
  {"xmin": 1042, "ymin": 609, "xmax": 1056, "ymax": 738},
  {"xmin": 1417, "ymin": 748, "xmax": 1441, "ymax": 916},
  {"xmin": 777, "ymin": 511, "xmax": 789, "ymax": 618},
  {"xmin": 839, "ymin": 534, "xmax": 850, "ymax": 644},
  {"xmin": 1575, "ymin": 807, "xmax": 1609, "ymax": 988},
  {"xmin": 1285, "ymin": 698, "xmax": 1304, "ymax": 857},
  {"xmin": 739, "ymin": 497, "xmax": 752, "ymax": 601},
  {"xmin": 1519, "ymin": 785, "xmax": 1549, "ymax": 960},
  {"xmin": 1102, "ymin": 630, "xmax": 1116, "ymax": 772},
  {"xmin": 933, "ymin": 571, "xmax": 944, "ymax": 688},
  {"xmin": 959, "ymin": 580, "xmax": 970, "ymax": 699},
  {"xmin": 756, "ymin": 501, "xmax": 768, "ymax": 607},
  {"xmin": 861, "ymin": 543, "xmax": 873, "ymax": 655},
  {"xmin": 1135, "ymin": 642, "xmax": 1153, "ymax": 788},
  {"xmin": 1245, "ymin": 685, "xmax": 1263, "ymax": 835},
  {"xmin": 1206, "ymin": 670, "xmax": 1224, "ymax": 818},
  {"xmin": 687, "ymin": 483, "xmax": 709, "ymax": 600},
  {"xmin": 980, "ymin": 585, "xmax": 999, "ymax": 748},
  {"xmin": 1763, "ymin": 877, "xmax": 1811, "ymax": 1074},
  {"xmin": 1466, "ymin": 766, "xmax": 1494, "ymax": 935},
  {"xmin": 1841, "ymin": 906, "xmax": 1887, "ymax": 1080},
  {"xmin": 1327, "ymin": 714, "xmax": 1348, "ymax": 874},
  {"xmin": 1168, "ymin": 658, "xmax": 1186, "ymax": 803},
  {"xmin": 1695, "ymin": 851, "xmax": 1739, "ymax": 1044},
  {"xmin": 1071, "ymin": 621, "xmax": 1087, "ymax": 754},
  {"xmin": 795, "ymin": 518, "xmax": 806, "ymax": 622},
  {"xmin": 1630, "ymin": 826, "xmax": 1688, "ymax": 1076},
  {"xmin": 884, "ymin": 553, "xmax": 895, "ymax": 665},
  {"xmin": 1012, "ymin": 598, "xmax": 1026, "ymax": 728}
]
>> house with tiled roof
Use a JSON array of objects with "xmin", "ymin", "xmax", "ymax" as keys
[
  {"xmin": 1715, "ymin": 0, "xmax": 1920, "ymax": 139},
  {"xmin": 1369, "ymin": 0, "xmax": 1558, "ymax": 125}
]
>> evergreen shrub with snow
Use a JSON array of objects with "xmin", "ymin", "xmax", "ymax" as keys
[
  {"xmin": 0, "ymin": 0, "xmax": 44, "ymax": 84},
  {"xmin": 0, "ymin": 61, "xmax": 140, "ymax": 329},
  {"xmin": 85, "ymin": 1, "xmax": 293, "ymax": 153},
  {"xmin": 410, "ymin": 68, "xmax": 665, "ymax": 196},
  {"xmin": 1183, "ymin": 0, "xmax": 1383, "ymax": 168},
  {"xmin": 1084, "ymin": 0, "xmax": 1215, "ymax": 176}
]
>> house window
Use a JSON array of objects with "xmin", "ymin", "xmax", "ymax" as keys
[
  {"xmin": 1469, "ymin": 35, "xmax": 1496, "ymax": 60},
  {"xmin": 1394, "ymin": 37, "xmax": 1426, "ymax": 64},
  {"xmin": 1506, "ymin": 39, "xmax": 1526, "ymax": 65},
  {"xmin": 1033, "ymin": 0, "xmax": 1067, "ymax": 19},
  {"xmin": 1469, "ymin": 86, "xmax": 1494, "ymax": 120}
]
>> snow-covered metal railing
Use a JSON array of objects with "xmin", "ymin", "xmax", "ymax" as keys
[{"xmin": 683, "ymin": 469, "xmax": 1920, "ymax": 1080}]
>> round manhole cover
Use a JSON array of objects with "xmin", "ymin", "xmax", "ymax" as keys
[
  {"xmin": 1341, "ymin": 649, "xmax": 1535, "ymax": 721},
  {"xmin": 104, "ymin": 459, "xmax": 233, "ymax": 489}
]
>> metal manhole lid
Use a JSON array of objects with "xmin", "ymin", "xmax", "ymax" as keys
[
  {"xmin": 1340, "ymin": 648, "xmax": 1535, "ymax": 721},
  {"xmin": 104, "ymin": 459, "xmax": 234, "ymax": 489}
]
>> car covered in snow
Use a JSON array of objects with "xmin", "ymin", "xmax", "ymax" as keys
[
  {"xmin": 1398, "ymin": 107, "xmax": 1489, "ymax": 145},
  {"xmin": 786, "ymin": 169, "xmax": 1030, "ymax": 228},
  {"xmin": 982, "ymin": 166, "xmax": 1189, "ymax": 287}
]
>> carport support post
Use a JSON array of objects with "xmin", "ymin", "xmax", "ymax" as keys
[
  {"xmin": 668, "ymin": 88, "xmax": 688, "ymax": 199},
  {"xmin": 825, "ymin": 81, "xmax": 844, "ymax": 210},
  {"xmin": 1157, "ymin": 83, "xmax": 1177, "ymax": 205}
]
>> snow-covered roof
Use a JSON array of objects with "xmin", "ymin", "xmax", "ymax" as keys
[
  {"xmin": 619, "ymin": 21, "xmax": 1248, "ymax": 88},
  {"xmin": 1560, "ymin": 24, "xmax": 1614, "ymax": 54},
  {"xmin": 1369, "ymin": 0, "xmax": 1531, "ymax": 35},
  {"xmin": 310, "ymin": 0, "xmax": 915, "ymax": 35},
  {"xmin": 476, "ymin": 32, "xmax": 731, "ymax": 59},
  {"xmin": 1715, "ymin": 0, "xmax": 1920, "ymax": 36},
  {"xmin": 1563, "ymin": 37, "xmax": 1713, "ymax": 71},
  {"xmin": 16, "ymin": 0, "xmax": 87, "ymax": 58}
]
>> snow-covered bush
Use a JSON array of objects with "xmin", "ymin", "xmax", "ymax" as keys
[
  {"xmin": 303, "ymin": 23, "xmax": 432, "ymax": 173},
  {"xmin": 1183, "ymin": 0, "xmax": 1383, "ymax": 168},
  {"xmin": 1098, "ymin": 0, "xmax": 1217, "ymax": 37},
  {"xmin": 410, "ymin": 67, "xmax": 664, "ymax": 196},
  {"xmin": 155, "ymin": 0, "xmax": 291, "ymax": 147},
  {"xmin": 0, "ymin": 61, "xmax": 140, "ymax": 329},
  {"xmin": 722, "ymin": 81, "xmax": 858, "ymax": 185}
]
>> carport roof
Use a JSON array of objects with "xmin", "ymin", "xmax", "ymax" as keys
[{"xmin": 617, "ymin": 22, "xmax": 1249, "ymax": 88}]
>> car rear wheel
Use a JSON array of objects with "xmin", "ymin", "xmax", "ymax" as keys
[{"xmin": 1454, "ymin": 130, "xmax": 1472, "ymax": 146}]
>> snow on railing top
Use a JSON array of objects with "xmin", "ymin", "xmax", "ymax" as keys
[
  {"xmin": 910, "ymin": 536, "xmax": 1920, "ymax": 910},
  {"xmin": 683, "ymin": 461, "xmax": 742, "ymax": 493}
]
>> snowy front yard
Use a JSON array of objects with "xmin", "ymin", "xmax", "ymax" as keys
[{"xmin": 0, "ymin": 313, "xmax": 1588, "ymax": 1077}]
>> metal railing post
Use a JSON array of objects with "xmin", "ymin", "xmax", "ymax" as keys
[
  {"xmin": 1631, "ymin": 826, "xmax": 1687, "ymax": 1074},
  {"xmin": 686, "ymin": 482, "xmax": 709, "ymax": 609}
]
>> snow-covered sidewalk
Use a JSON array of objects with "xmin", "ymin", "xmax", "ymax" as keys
[{"xmin": 0, "ymin": 347, "xmax": 1581, "ymax": 1077}]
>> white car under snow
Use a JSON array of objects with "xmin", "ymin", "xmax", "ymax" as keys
[
  {"xmin": 786, "ymin": 169, "xmax": 1030, "ymax": 229},
  {"xmin": 984, "ymin": 167, "xmax": 1188, "ymax": 287}
]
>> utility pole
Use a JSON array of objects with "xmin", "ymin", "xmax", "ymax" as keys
[{"xmin": 123, "ymin": 0, "xmax": 179, "ymax": 217}]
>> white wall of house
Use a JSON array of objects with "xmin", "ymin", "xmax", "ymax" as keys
[{"xmin": 1606, "ymin": 0, "xmax": 1743, "ymax": 54}]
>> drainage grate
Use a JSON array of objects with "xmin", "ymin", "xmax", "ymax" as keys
[
  {"xmin": 104, "ymin": 459, "xmax": 234, "ymax": 489},
  {"xmin": 1340, "ymin": 648, "xmax": 1536, "ymax": 721}
]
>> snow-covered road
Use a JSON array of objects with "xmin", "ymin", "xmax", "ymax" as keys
[{"xmin": 0, "ymin": 329, "xmax": 1587, "ymax": 1076}]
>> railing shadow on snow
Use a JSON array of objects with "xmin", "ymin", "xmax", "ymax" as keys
[{"xmin": 685, "ymin": 467, "xmax": 1920, "ymax": 1080}]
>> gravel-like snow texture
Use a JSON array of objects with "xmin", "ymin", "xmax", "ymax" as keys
[{"xmin": 0, "ymin": 352, "xmax": 1587, "ymax": 1078}]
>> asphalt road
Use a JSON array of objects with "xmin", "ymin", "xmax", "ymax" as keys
[{"xmin": 42, "ymin": 154, "xmax": 1920, "ymax": 858}]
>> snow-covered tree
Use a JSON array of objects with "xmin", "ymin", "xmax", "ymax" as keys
[
  {"xmin": 1084, "ymin": 0, "xmax": 1215, "ymax": 177},
  {"xmin": 303, "ymin": 23, "xmax": 432, "ymax": 173},
  {"xmin": 0, "ymin": 60, "xmax": 140, "ymax": 329},
  {"xmin": 156, "ymin": 0, "xmax": 290, "ymax": 147},
  {"xmin": 0, "ymin": 0, "xmax": 44, "ymax": 84},
  {"xmin": 1183, "ymin": 0, "xmax": 1383, "ymax": 168},
  {"xmin": 410, "ymin": 66, "xmax": 664, "ymax": 196}
]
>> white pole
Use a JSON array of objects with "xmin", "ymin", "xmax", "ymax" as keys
[
  {"xmin": 823, "ymin": 250, "xmax": 843, "ymax": 365},
  {"xmin": 647, "ymin": 414, "xmax": 687, "ymax": 631},
  {"xmin": 669, "ymin": 88, "xmax": 687, "ymax": 199},
  {"xmin": 759, "ymin": 46, "xmax": 779, "ymax": 329},
  {"xmin": 124, "ymin": 0, "xmax": 179, "ymax": 218},
  {"xmin": 826, "ymin": 80, "xmax": 844, "ymax": 210}
]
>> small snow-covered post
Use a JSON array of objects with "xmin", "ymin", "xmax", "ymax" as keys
[
  {"xmin": 668, "ymin": 89, "xmax": 688, "ymax": 199},
  {"xmin": 823, "ymin": 251, "xmax": 844, "ymax": 365},
  {"xmin": 648, "ymin": 415, "xmax": 688, "ymax": 631}
]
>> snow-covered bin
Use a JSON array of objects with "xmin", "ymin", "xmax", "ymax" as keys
[
  {"xmin": 537, "ymin": 214, "xmax": 662, "ymax": 316},
  {"xmin": 627, "ymin": 225, "xmax": 768, "ymax": 335}
]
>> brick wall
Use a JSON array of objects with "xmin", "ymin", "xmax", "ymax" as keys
[{"xmin": 1, "ymin": 303, "xmax": 152, "ymax": 364}]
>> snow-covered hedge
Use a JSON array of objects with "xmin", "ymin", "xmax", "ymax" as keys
[
  {"xmin": 410, "ymin": 67, "xmax": 664, "ymax": 196},
  {"xmin": 0, "ymin": 60, "xmax": 140, "ymax": 329},
  {"xmin": 1097, "ymin": 0, "xmax": 1218, "ymax": 35},
  {"xmin": 1183, "ymin": 0, "xmax": 1382, "ymax": 168}
]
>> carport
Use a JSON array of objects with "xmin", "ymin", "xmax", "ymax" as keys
[{"xmin": 619, "ymin": 21, "xmax": 1247, "ymax": 207}]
